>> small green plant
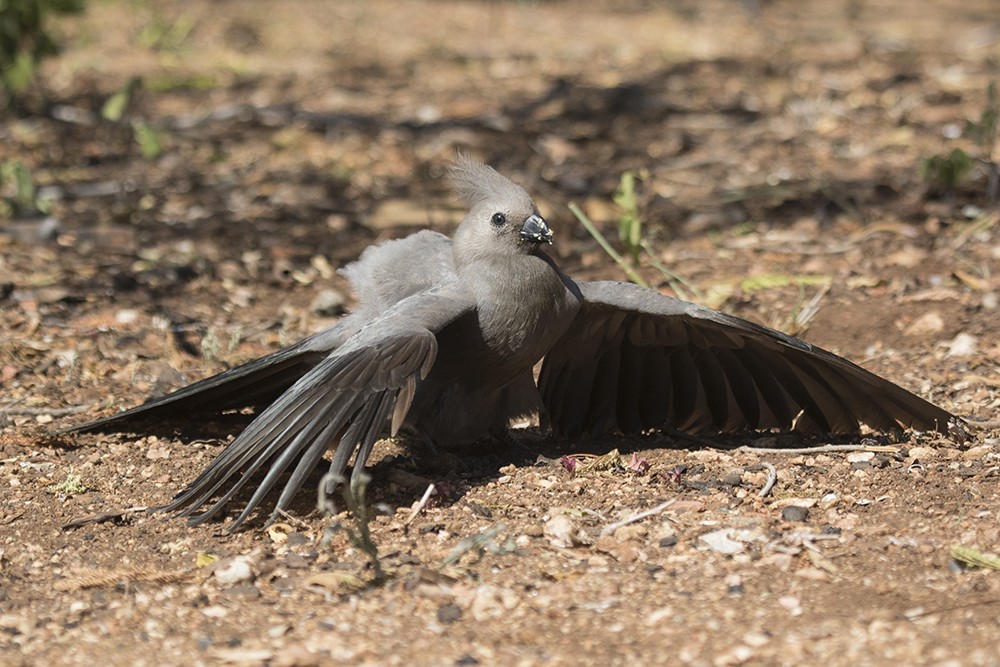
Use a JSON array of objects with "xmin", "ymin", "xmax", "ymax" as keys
[
  {"xmin": 100, "ymin": 76, "xmax": 141, "ymax": 121},
  {"xmin": 569, "ymin": 201, "xmax": 648, "ymax": 287},
  {"xmin": 570, "ymin": 171, "xmax": 702, "ymax": 301},
  {"xmin": 0, "ymin": 159, "xmax": 51, "ymax": 217},
  {"xmin": 136, "ymin": 10, "xmax": 195, "ymax": 53},
  {"xmin": 922, "ymin": 82, "xmax": 999, "ymax": 201},
  {"xmin": 613, "ymin": 170, "xmax": 643, "ymax": 264},
  {"xmin": 966, "ymin": 82, "xmax": 999, "ymax": 151},
  {"xmin": 47, "ymin": 473, "xmax": 88, "ymax": 496},
  {"xmin": 950, "ymin": 544, "xmax": 1000, "ymax": 571},
  {"xmin": 133, "ymin": 121, "xmax": 164, "ymax": 159},
  {"xmin": 921, "ymin": 148, "xmax": 973, "ymax": 190},
  {"xmin": 100, "ymin": 77, "xmax": 165, "ymax": 160},
  {"xmin": 199, "ymin": 327, "xmax": 221, "ymax": 363},
  {"xmin": 0, "ymin": 0, "xmax": 85, "ymax": 102},
  {"xmin": 974, "ymin": 82, "xmax": 1000, "ymax": 202}
]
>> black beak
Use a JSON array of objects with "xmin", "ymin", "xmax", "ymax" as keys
[{"xmin": 519, "ymin": 214, "xmax": 553, "ymax": 245}]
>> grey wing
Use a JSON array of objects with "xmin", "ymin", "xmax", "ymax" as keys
[
  {"xmin": 539, "ymin": 280, "xmax": 955, "ymax": 438},
  {"xmin": 69, "ymin": 230, "xmax": 457, "ymax": 436},
  {"xmin": 65, "ymin": 320, "xmax": 358, "ymax": 434},
  {"xmin": 162, "ymin": 283, "xmax": 474, "ymax": 530}
]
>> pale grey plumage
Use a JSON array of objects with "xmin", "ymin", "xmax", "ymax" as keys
[{"xmin": 69, "ymin": 157, "xmax": 957, "ymax": 530}]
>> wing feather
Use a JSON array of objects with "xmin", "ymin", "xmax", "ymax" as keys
[
  {"xmin": 540, "ymin": 280, "xmax": 955, "ymax": 438},
  {"xmin": 156, "ymin": 285, "xmax": 471, "ymax": 530}
]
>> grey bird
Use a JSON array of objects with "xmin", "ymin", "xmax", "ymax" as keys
[{"xmin": 69, "ymin": 157, "xmax": 957, "ymax": 530}]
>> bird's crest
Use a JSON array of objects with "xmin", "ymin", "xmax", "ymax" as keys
[{"xmin": 448, "ymin": 154, "xmax": 529, "ymax": 207}]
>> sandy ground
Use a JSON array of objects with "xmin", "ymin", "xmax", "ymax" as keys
[{"xmin": 2, "ymin": 1, "xmax": 999, "ymax": 665}]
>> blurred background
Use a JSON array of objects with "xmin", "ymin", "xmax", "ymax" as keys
[
  {"xmin": 1, "ymin": 0, "xmax": 997, "ymax": 389},
  {"xmin": 3, "ymin": 0, "xmax": 997, "ymax": 263}
]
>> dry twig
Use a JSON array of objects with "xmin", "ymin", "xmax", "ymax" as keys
[
  {"xmin": 758, "ymin": 462, "xmax": 778, "ymax": 498},
  {"xmin": 61, "ymin": 507, "xmax": 148, "ymax": 530},
  {"xmin": 55, "ymin": 565, "xmax": 195, "ymax": 591},
  {"xmin": 404, "ymin": 483, "xmax": 436, "ymax": 527},
  {"xmin": 738, "ymin": 444, "xmax": 898, "ymax": 455},
  {"xmin": 600, "ymin": 499, "xmax": 677, "ymax": 537}
]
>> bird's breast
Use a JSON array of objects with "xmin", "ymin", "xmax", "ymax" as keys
[
  {"xmin": 429, "ymin": 258, "xmax": 579, "ymax": 387},
  {"xmin": 477, "ymin": 267, "xmax": 578, "ymax": 363}
]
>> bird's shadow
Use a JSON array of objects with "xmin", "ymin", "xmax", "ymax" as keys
[
  {"xmin": 63, "ymin": 416, "xmax": 877, "ymax": 530},
  {"xmin": 270, "ymin": 427, "xmax": 875, "ymax": 530}
]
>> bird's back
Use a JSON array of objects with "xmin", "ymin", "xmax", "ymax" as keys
[{"xmin": 340, "ymin": 230, "xmax": 455, "ymax": 318}]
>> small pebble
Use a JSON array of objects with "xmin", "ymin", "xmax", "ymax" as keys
[
  {"xmin": 437, "ymin": 604, "xmax": 462, "ymax": 624},
  {"xmin": 699, "ymin": 528, "xmax": 744, "ymax": 555},
  {"xmin": 282, "ymin": 553, "xmax": 310, "ymax": 569},
  {"xmin": 466, "ymin": 502, "xmax": 493, "ymax": 518},
  {"xmin": 214, "ymin": 556, "xmax": 254, "ymax": 585},
  {"xmin": 267, "ymin": 624, "xmax": 290, "ymax": 638},
  {"xmin": 222, "ymin": 585, "xmax": 260, "ymax": 600},
  {"xmin": 778, "ymin": 595, "xmax": 802, "ymax": 615},
  {"xmin": 418, "ymin": 522, "xmax": 444, "ymax": 535},
  {"xmin": 286, "ymin": 532, "xmax": 310, "ymax": 546},
  {"xmin": 544, "ymin": 513, "xmax": 591, "ymax": 548},
  {"xmin": 201, "ymin": 605, "xmax": 229, "ymax": 618},
  {"xmin": 946, "ymin": 332, "xmax": 977, "ymax": 357},
  {"xmin": 782, "ymin": 506, "xmax": 809, "ymax": 522},
  {"xmin": 721, "ymin": 470, "xmax": 744, "ymax": 486},
  {"xmin": 819, "ymin": 492, "xmax": 839, "ymax": 509}
]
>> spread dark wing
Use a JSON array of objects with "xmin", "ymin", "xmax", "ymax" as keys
[
  {"xmin": 65, "ymin": 323, "xmax": 357, "ymax": 434},
  {"xmin": 161, "ymin": 284, "xmax": 473, "ymax": 530},
  {"xmin": 539, "ymin": 280, "xmax": 955, "ymax": 438}
]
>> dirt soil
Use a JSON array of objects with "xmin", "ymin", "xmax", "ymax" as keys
[{"xmin": 3, "ymin": 1, "xmax": 1000, "ymax": 665}]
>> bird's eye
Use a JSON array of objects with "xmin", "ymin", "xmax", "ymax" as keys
[{"xmin": 491, "ymin": 212, "xmax": 507, "ymax": 226}]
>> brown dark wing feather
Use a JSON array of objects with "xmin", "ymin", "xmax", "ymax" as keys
[{"xmin": 539, "ymin": 281, "xmax": 955, "ymax": 438}]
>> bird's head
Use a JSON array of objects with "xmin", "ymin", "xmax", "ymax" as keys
[{"xmin": 449, "ymin": 155, "xmax": 553, "ymax": 264}]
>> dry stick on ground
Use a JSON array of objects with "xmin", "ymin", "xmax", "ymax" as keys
[
  {"xmin": 61, "ymin": 506, "xmax": 148, "ymax": 530},
  {"xmin": 600, "ymin": 499, "xmax": 677, "ymax": 538},
  {"xmin": 404, "ymin": 483, "xmax": 436, "ymax": 528},
  {"xmin": 903, "ymin": 598, "xmax": 1000, "ymax": 620},
  {"xmin": 966, "ymin": 418, "xmax": 1000, "ymax": 429},
  {"xmin": 55, "ymin": 565, "xmax": 196, "ymax": 591},
  {"xmin": 273, "ymin": 508, "xmax": 312, "ymax": 530},
  {"xmin": 738, "ymin": 443, "xmax": 899, "ymax": 454},
  {"xmin": 758, "ymin": 462, "xmax": 778, "ymax": 498}
]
